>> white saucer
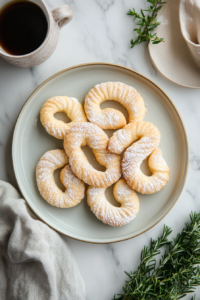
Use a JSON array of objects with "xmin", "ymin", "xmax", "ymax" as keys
[{"xmin": 148, "ymin": 0, "xmax": 200, "ymax": 89}]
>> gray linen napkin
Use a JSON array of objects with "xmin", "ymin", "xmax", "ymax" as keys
[{"xmin": 0, "ymin": 181, "xmax": 85, "ymax": 300}]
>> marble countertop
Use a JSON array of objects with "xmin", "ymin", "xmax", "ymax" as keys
[{"xmin": 1, "ymin": 0, "xmax": 200, "ymax": 299}]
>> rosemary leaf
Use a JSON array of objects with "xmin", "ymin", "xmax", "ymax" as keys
[
  {"xmin": 113, "ymin": 212, "xmax": 200, "ymax": 299},
  {"xmin": 127, "ymin": 0, "xmax": 166, "ymax": 48}
]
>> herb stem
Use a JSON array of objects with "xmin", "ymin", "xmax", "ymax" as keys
[
  {"xmin": 141, "ymin": 1, "xmax": 158, "ymax": 41},
  {"xmin": 113, "ymin": 212, "xmax": 200, "ymax": 300},
  {"xmin": 127, "ymin": 0, "xmax": 166, "ymax": 48},
  {"xmin": 151, "ymin": 0, "xmax": 159, "ymax": 19}
]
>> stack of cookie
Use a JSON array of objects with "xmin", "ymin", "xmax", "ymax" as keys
[{"xmin": 36, "ymin": 82, "xmax": 169, "ymax": 227}]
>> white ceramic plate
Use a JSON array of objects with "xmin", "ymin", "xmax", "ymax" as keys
[{"xmin": 12, "ymin": 63, "xmax": 188, "ymax": 243}]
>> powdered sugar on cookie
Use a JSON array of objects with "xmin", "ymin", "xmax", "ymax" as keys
[
  {"xmin": 64, "ymin": 122, "xmax": 121, "ymax": 188},
  {"xmin": 87, "ymin": 179, "xmax": 139, "ymax": 227},
  {"xmin": 84, "ymin": 82, "xmax": 146, "ymax": 130},
  {"xmin": 36, "ymin": 150, "xmax": 85, "ymax": 208}
]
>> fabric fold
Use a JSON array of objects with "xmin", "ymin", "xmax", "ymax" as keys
[{"xmin": 0, "ymin": 180, "xmax": 85, "ymax": 300}]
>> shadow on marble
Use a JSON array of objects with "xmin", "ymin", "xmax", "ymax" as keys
[{"xmin": 0, "ymin": 56, "xmax": 15, "ymax": 70}]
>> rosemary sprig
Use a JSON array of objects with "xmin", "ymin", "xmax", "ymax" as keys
[
  {"xmin": 127, "ymin": 0, "xmax": 166, "ymax": 48},
  {"xmin": 113, "ymin": 212, "xmax": 200, "ymax": 299}
]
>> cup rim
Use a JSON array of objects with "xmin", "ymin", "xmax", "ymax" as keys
[
  {"xmin": 182, "ymin": 34, "xmax": 200, "ymax": 48},
  {"xmin": 0, "ymin": 0, "xmax": 52, "ymax": 58}
]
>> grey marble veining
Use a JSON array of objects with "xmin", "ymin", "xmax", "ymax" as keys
[{"xmin": 1, "ymin": 0, "xmax": 200, "ymax": 299}]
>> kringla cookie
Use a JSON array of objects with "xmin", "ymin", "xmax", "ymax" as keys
[
  {"xmin": 64, "ymin": 122, "xmax": 121, "ymax": 188},
  {"xmin": 84, "ymin": 82, "xmax": 146, "ymax": 129},
  {"xmin": 108, "ymin": 122, "xmax": 169, "ymax": 194},
  {"xmin": 40, "ymin": 96, "xmax": 87, "ymax": 139},
  {"xmin": 36, "ymin": 149, "xmax": 85, "ymax": 208},
  {"xmin": 87, "ymin": 179, "xmax": 139, "ymax": 227}
]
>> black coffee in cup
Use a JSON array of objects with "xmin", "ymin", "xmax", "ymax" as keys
[{"xmin": 0, "ymin": 1, "xmax": 48, "ymax": 56}]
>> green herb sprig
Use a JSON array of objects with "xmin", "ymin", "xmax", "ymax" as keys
[
  {"xmin": 113, "ymin": 212, "xmax": 200, "ymax": 299},
  {"xmin": 127, "ymin": 0, "xmax": 166, "ymax": 48}
]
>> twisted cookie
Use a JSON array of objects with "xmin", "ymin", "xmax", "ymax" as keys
[
  {"xmin": 108, "ymin": 122, "xmax": 169, "ymax": 194},
  {"xmin": 40, "ymin": 96, "xmax": 87, "ymax": 139},
  {"xmin": 36, "ymin": 150, "xmax": 85, "ymax": 208},
  {"xmin": 87, "ymin": 179, "xmax": 139, "ymax": 227},
  {"xmin": 64, "ymin": 122, "xmax": 121, "ymax": 187},
  {"xmin": 84, "ymin": 82, "xmax": 146, "ymax": 129}
]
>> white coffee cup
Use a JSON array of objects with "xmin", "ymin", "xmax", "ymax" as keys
[{"xmin": 0, "ymin": 0, "xmax": 73, "ymax": 68}]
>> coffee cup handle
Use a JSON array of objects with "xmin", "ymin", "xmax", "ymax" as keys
[{"xmin": 52, "ymin": 5, "xmax": 73, "ymax": 29}]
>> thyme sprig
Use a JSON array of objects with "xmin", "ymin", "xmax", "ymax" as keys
[
  {"xmin": 113, "ymin": 212, "xmax": 200, "ymax": 299},
  {"xmin": 127, "ymin": 0, "xmax": 166, "ymax": 48}
]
